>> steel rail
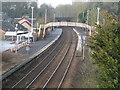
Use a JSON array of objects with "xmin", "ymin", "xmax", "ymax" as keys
[
  {"xmin": 23, "ymin": 31, "xmax": 70, "ymax": 89},
  {"xmin": 57, "ymin": 32, "xmax": 77, "ymax": 89},
  {"xmin": 42, "ymin": 31, "xmax": 73, "ymax": 89},
  {"xmin": 24, "ymin": 40, "xmax": 65, "ymax": 89},
  {"xmin": 11, "ymin": 32, "xmax": 66, "ymax": 89}
]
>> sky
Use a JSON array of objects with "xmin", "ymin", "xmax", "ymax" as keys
[
  {"xmin": 37, "ymin": 0, "xmax": 120, "ymax": 8},
  {"xmin": 37, "ymin": 0, "xmax": 72, "ymax": 8}
]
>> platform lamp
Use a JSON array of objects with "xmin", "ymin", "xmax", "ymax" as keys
[
  {"xmin": 97, "ymin": 7, "xmax": 100, "ymax": 25},
  {"xmin": 30, "ymin": 6, "xmax": 34, "ymax": 42},
  {"xmin": 15, "ymin": 24, "xmax": 18, "ymax": 53}
]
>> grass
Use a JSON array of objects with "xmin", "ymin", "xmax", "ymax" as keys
[
  {"xmin": 2, "ymin": 51, "xmax": 29, "ymax": 74},
  {"xmin": 73, "ymin": 47, "xmax": 99, "ymax": 88}
]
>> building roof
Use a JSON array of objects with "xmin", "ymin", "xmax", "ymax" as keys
[
  {"xmin": 5, "ymin": 31, "xmax": 17, "ymax": 36},
  {"xmin": 17, "ymin": 17, "xmax": 32, "ymax": 25},
  {"xmin": 2, "ymin": 22, "xmax": 15, "ymax": 31},
  {"xmin": 0, "ymin": 28, "xmax": 6, "ymax": 34},
  {"xmin": 5, "ymin": 31, "xmax": 29, "ymax": 36}
]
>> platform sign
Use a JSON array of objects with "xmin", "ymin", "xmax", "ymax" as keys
[{"xmin": 26, "ymin": 44, "xmax": 30, "ymax": 51}]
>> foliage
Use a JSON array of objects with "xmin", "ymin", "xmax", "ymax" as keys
[
  {"xmin": 78, "ymin": 12, "xmax": 87, "ymax": 23},
  {"xmin": 38, "ymin": 3, "xmax": 54, "ymax": 23},
  {"xmin": 88, "ymin": 10, "xmax": 120, "ymax": 88},
  {"xmin": 2, "ymin": 2, "xmax": 38, "ymax": 18},
  {"xmin": 55, "ymin": 3, "xmax": 72, "ymax": 17},
  {"xmin": 77, "ymin": 2, "xmax": 119, "ymax": 25}
]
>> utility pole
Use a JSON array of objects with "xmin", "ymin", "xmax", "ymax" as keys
[
  {"xmin": 45, "ymin": 9, "xmax": 47, "ymax": 24},
  {"xmin": 97, "ymin": 7, "xmax": 100, "ymax": 25}
]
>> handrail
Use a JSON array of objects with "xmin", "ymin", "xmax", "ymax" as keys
[{"xmin": 44, "ymin": 22, "xmax": 95, "ymax": 31}]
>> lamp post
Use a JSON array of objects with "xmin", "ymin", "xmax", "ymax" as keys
[
  {"xmin": 53, "ymin": 13, "xmax": 55, "ymax": 22},
  {"xmin": 83, "ymin": 12, "xmax": 84, "ymax": 18},
  {"xmin": 83, "ymin": 11, "xmax": 86, "ymax": 34},
  {"xmin": 52, "ymin": 13, "xmax": 55, "ymax": 30},
  {"xmin": 97, "ymin": 7, "xmax": 100, "ymax": 25},
  {"xmin": 86, "ymin": 10, "xmax": 92, "ymax": 36},
  {"xmin": 15, "ymin": 24, "xmax": 18, "ymax": 53},
  {"xmin": 87, "ymin": 10, "xmax": 89, "ymax": 24},
  {"xmin": 31, "ymin": 7, "xmax": 34, "ymax": 33},
  {"xmin": 31, "ymin": 7, "xmax": 34, "ymax": 42},
  {"xmin": 83, "ymin": 36, "xmax": 86, "ymax": 59},
  {"xmin": 43, "ymin": 9, "xmax": 47, "ymax": 38},
  {"xmin": 77, "ymin": 13, "xmax": 79, "ymax": 22}
]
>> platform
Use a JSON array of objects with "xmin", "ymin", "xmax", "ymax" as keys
[{"xmin": 2, "ymin": 28, "xmax": 62, "ymax": 77}]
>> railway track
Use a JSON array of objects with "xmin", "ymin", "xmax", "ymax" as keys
[
  {"xmin": 2, "ymin": 30, "xmax": 66, "ymax": 88},
  {"xmin": 42, "ymin": 30, "xmax": 77, "ymax": 89},
  {"xmin": 2, "ymin": 28, "xmax": 78, "ymax": 89}
]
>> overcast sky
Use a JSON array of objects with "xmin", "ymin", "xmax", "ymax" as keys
[
  {"xmin": 37, "ymin": 0, "xmax": 72, "ymax": 8},
  {"xmin": 37, "ymin": 0, "xmax": 119, "ymax": 8}
]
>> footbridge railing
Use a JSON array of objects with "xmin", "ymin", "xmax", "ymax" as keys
[
  {"xmin": 38, "ymin": 22, "xmax": 95, "ymax": 38},
  {"xmin": 45, "ymin": 22, "xmax": 94, "ymax": 31}
]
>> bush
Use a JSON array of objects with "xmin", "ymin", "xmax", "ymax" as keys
[{"xmin": 88, "ymin": 10, "xmax": 120, "ymax": 88}]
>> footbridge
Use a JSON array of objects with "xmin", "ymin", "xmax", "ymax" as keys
[
  {"xmin": 44, "ymin": 22, "xmax": 94, "ymax": 31},
  {"xmin": 39, "ymin": 22, "xmax": 95, "ymax": 37}
]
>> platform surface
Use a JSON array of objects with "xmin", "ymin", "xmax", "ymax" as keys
[{"xmin": 2, "ymin": 28, "xmax": 62, "ymax": 75}]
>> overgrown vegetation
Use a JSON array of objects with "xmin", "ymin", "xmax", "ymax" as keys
[
  {"xmin": 78, "ymin": 2, "xmax": 119, "ymax": 25},
  {"xmin": 88, "ymin": 10, "xmax": 120, "ymax": 88}
]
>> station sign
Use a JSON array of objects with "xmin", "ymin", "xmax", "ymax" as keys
[{"xmin": 26, "ymin": 44, "xmax": 30, "ymax": 51}]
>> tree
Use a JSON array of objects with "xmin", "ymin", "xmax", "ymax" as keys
[
  {"xmin": 78, "ymin": 12, "xmax": 87, "ymax": 23},
  {"xmin": 55, "ymin": 4, "xmax": 74, "ymax": 17},
  {"xmin": 88, "ymin": 10, "xmax": 120, "ymax": 88},
  {"xmin": 37, "ymin": 3, "xmax": 54, "ymax": 23},
  {"xmin": 2, "ymin": 2, "xmax": 38, "ymax": 18}
]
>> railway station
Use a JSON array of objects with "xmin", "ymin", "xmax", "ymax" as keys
[{"xmin": 1, "ymin": 0, "xmax": 119, "ymax": 89}]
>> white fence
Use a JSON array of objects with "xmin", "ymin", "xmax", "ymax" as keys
[{"xmin": 10, "ymin": 41, "xmax": 29, "ymax": 52}]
